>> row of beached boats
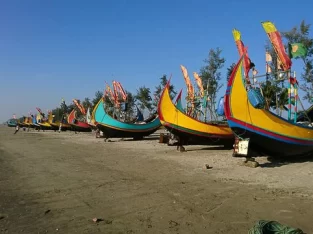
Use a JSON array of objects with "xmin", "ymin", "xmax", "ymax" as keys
[{"xmin": 6, "ymin": 21, "xmax": 313, "ymax": 159}]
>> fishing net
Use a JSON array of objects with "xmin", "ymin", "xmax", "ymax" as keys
[{"xmin": 248, "ymin": 220, "xmax": 305, "ymax": 234}]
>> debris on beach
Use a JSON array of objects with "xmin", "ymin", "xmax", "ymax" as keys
[
  {"xmin": 240, "ymin": 158, "xmax": 259, "ymax": 168},
  {"xmin": 44, "ymin": 209, "xmax": 51, "ymax": 215}
]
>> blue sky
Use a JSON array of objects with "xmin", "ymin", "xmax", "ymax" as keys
[{"xmin": 1, "ymin": 0, "xmax": 313, "ymax": 122}]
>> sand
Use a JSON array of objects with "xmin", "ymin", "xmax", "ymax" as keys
[{"xmin": 1, "ymin": 125, "xmax": 313, "ymax": 233}]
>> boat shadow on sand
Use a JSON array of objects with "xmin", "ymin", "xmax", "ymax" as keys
[
  {"xmin": 259, "ymin": 155, "xmax": 313, "ymax": 168},
  {"xmin": 247, "ymin": 150, "xmax": 313, "ymax": 168}
]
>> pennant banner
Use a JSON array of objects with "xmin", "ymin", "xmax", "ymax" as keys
[
  {"xmin": 180, "ymin": 65, "xmax": 194, "ymax": 101},
  {"xmin": 232, "ymin": 29, "xmax": 252, "ymax": 78},
  {"xmin": 73, "ymin": 99, "xmax": 86, "ymax": 115},
  {"xmin": 193, "ymin": 72, "xmax": 204, "ymax": 98},
  {"xmin": 261, "ymin": 21, "xmax": 292, "ymax": 71}
]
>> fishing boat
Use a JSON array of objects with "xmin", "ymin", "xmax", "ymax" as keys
[
  {"xmin": 93, "ymin": 98, "xmax": 161, "ymax": 140},
  {"xmin": 47, "ymin": 112, "xmax": 71, "ymax": 131},
  {"xmin": 67, "ymin": 109, "xmax": 92, "ymax": 132},
  {"xmin": 224, "ymin": 56, "xmax": 313, "ymax": 157},
  {"xmin": 30, "ymin": 115, "xmax": 40, "ymax": 129},
  {"xmin": 24, "ymin": 117, "xmax": 32, "ymax": 128},
  {"xmin": 86, "ymin": 107, "xmax": 97, "ymax": 129},
  {"xmin": 37, "ymin": 120, "xmax": 52, "ymax": 130},
  {"xmin": 157, "ymin": 81, "xmax": 235, "ymax": 150},
  {"xmin": 7, "ymin": 118, "xmax": 18, "ymax": 127},
  {"xmin": 18, "ymin": 117, "xmax": 27, "ymax": 128},
  {"xmin": 34, "ymin": 108, "xmax": 52, "ymax": 130}
]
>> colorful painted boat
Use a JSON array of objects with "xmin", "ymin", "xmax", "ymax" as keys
[
  {"xmin": 86, "ymin": 107, "xmax": 97, "ymax": 129},
  {"xmin": 36, "ymin": 114, "xmax": 52, "ymax": 130},
  {"xmin": 93, "ymin": 98, "xmax": 161, "ymax": 139},
  {"xmin": 7, "ymin": 118, "xmax": 18, "ymax": 127},
  {"xmin": 22, "ymin": 117, "xmax": 32, "ymax": 128},
  {"xmin": 224, "ymin": 57, "xmax": 313, "ymax": 157},
  {"xmin": 47, "ymin": 112, "xmax": 71, "ymax": 131},
  {"xmin": 67, "ymin": 109, "xmax": 92, "ymax": 132},
  {"xmin": 157, "ymin": 81, "xmax": 235, "ymax": 147},
  {"xmin": 30, "ymin": 115, "xmax": 40, "ymax": 129}
]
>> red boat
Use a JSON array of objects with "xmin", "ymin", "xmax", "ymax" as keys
[{"xmin": 67, "ymin": 109, "xmax": 92, "ymax": 132}]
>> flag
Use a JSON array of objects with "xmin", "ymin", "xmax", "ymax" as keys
[
  {"xmin": 193, "ymin": 72, "xmax": 204, "ymax": 97},
  {"xmin": 288, "ymin": 43, "xmax": 308, "ymax": 59},
  {"xmin": 277, "ymin": 58, "xmax": 282, "ymax": 69},
  {"xmin": 265, "ymin": 51, "xmax": 272, "ymax": 62},
  {"xmin": 73, "ymin": 99, "xmax": 86, "ymax": 115},
  {"xmin": 180, "ymin": 65, "xmax": 194, "ymax": 101},
  {"xmin": 261, "ymin": 21, "xmax": 292, "ymax": 71},
  {"xmin": 232, "ymin": 29, "xmax": 252, "ymax": 78}
]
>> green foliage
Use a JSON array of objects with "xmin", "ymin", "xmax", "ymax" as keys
[
  {"xmin": 282, "ymin": 20, "xmax": 313, "ymax": 102},
  {"xmin": 135, "ymin": 86, "xmax": 153, "ymax": 112},
  {"xmin": 124, "ymin": 91, "xmax": 136, "ymax": 121},
  {"xmin": 261, "ymin": 41, "xmax": 289, "ymax": 114},
  {"xmin": 226, "ymin": 63, "xmax": 236, "ymax": 82},
  {"xmin": 153, "ymin": 75, "xmax": 177, "ymax": 109},
  {"xmin": 199, "ymin": 47, "xmax": 225, "ymax": 120},
  {"xmin": 260, "ymin": 80, "xmax": 288, "ymax": 114},
  {"xmin": 92, "ymin": 90, "xmax": 104, "ymax": 108},
  {"xmin": 82, "ymin": 97, "xmax": 92, "ymax": 110}
]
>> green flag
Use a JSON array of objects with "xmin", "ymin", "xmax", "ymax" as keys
[{"xmin": 288, "ymin": 43, "xmax": 308, "ymax": 59}]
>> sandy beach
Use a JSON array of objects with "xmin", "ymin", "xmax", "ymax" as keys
[{"xmin": 1, "ymin": 125, "xmax": 313, "ymax": 233}]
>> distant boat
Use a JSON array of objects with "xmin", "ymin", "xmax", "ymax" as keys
[
  {"xmin": 7, "ymin": 118, "xmax": 18, "ymax": 127},
  {"xmin": 86, "ymin": 107, "xmax": 97, "ymax": 129},
  {"xmin": 93, "ymin": 98, "xmax": 161, "ymax": 140},
  {"xmin": 47, "ymin": 112, "xmax": 71, "ymax": 131},
  {"xmin": 67, "ymin": 109, "xmax": 92, "ymax": 132}
]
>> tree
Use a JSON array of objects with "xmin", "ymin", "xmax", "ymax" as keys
[
  {"xmin": 135, "ymin": 86, "xmax": 153, "ymax": 113},
  {"xmin": 282, "ymin": 20, "xmax": 313, "ymax": 102},
  {"xmin": 226, "ymin": 63, "xmax": 236, "ymax": 82},
  {"xmin": 82, "ymin": 97, "xmax": 92, "ymax": 110},
  {"xmin": 125, "ymin": 91, "xmax": 136, "ymax": 121},
  {"xmin": 199, "ymin": 47, "xmax": 225, "ymax": 120},
  {"xmin": 92, "ymin": 90, "xmax": 104, "ymax": 108},
  {"xmin": 152, "ymin": 75, "xmax": 177, "ymax": 109}
]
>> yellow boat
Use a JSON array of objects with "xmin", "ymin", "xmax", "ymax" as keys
[
  {"xmin": 47, "ymin": 112, "xmax": 71, "ymax": 131},
  {"xmin": 23, "ymin": 117, "xmax": 32, "ymax": 128},
  {"xmin": 225, "ymin": 56, "xmax": 313, "ymax": 157},
  {"xmin": 157, "ymin": 80, "xmax": 235, "ymax": 148},
  {"xmin": 36, "ymin": 113, "xmax": 52, "ymax": 130}
]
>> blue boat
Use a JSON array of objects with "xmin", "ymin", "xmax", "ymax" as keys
[
  {"xmin": 93, "ymin": 99, "xmax": 161, "ymax": 140},
  {"xmin": 7, "ymin": 118, "xmax": 18, "ymax": 127},
  {"xmin": 31, "ymin": 115, "xmax": 40, "ymax": 129}
]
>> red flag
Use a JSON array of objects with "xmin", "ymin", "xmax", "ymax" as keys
[{"xmin": 262, "ymin": 21, "xmax": 292, "ymax": 71}]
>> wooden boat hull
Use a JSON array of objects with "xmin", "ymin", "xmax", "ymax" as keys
[
  {"xmin": 38, "ymin": 122, "xmax": 52, "ymax": 130},
  {"xmin": 7, "ymin": 119, "xmax": 17, "ymax": 127},
  {"xmin": 70, "ymin": 121, "xmax": 92, "ymax": 132},
  {"xmin": 157, "ymin": 81, "xmax": 235, "ymax": 147},
  {"xmin": 231, "ymin": 125, "xmax": 313, "ymax": 157},
  {"xmin": 67, "ymin": 109, "xmax": 91, "ymax": 132},
  {"xmin": 162, "ymin": 122, "xmax": 235, "ymax": 146},
  {"xmin": 225, "ymin": 57, "xmax": 313, "ymax": 157},
  {"xmin": 93, "ymin": 99, "xmax": 161, "ymax": 139},
  {"xmin": 49, "ymin": 122, "xmax": 71, "ymax": 131}
]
